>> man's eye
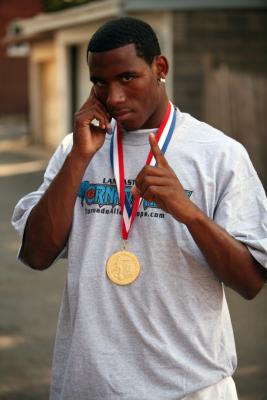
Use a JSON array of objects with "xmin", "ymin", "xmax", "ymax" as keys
[
  {"xmin": 93, "ymin": 80, "xmax": 105, "ymax": 88},
  {"xmin": 95, "ymin": 81, "xmax": 104, "ymax": 87},
  {"xmin": 121, "ymin": 75, "xmax": 134, "ymax": 83}
]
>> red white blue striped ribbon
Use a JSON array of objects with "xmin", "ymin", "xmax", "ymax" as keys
[{"xmin": 110, "ymin": 101, "xmax": 176, "ymax": 240}]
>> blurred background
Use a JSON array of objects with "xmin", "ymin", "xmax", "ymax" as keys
[{"xmin": 0, "ymin": 0, "xmax": 267, "ymax": 399}]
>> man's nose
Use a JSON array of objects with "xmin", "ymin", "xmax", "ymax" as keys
[{"xmin": 106, "ymin": 83, "xmax": 126, "ymax": 108}]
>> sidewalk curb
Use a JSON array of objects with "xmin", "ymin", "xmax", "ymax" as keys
[{"xmin": 0, "ymin": 136, "xmax": 53, "ymax": 159}]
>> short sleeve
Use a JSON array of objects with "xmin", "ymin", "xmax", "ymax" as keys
[
  {"xmin": 214, "ymin": 172, "xmax": 267, "ymax": 270},
  {"xmin": 11, "ymin": 133, "xmax": 73, "ymax": 261}
]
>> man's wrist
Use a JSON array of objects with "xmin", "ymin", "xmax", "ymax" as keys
[
  {"xmin": 183, "ymin": 205, "xmax": 207, "ymax": 231},
  {"xmin": 68, "ymin": 147, "xmax": 93, "ymax": 167},
  {"xmin": 173, "ymin": 201, "xmax": 205, "ymax": 228}
]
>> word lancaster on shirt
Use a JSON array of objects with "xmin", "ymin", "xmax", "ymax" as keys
[{"xmin": 78, "ymin": 178, "xmax": 193, "ymax": 220}]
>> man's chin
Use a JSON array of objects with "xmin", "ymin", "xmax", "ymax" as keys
[
  {"xmin": 117, "ymin": 116, "xmax": 145, "ymax": 132},
  {"xmin": 119, "ymin": 121, "xmax": 141, "ymax": 131},
  {"xmin": 114, "ymin": 113, "xmax": 137, "ymax": 131}
]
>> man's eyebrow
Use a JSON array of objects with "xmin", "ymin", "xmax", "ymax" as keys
[
  {"xmin": 90, "ymin": 76, "xmax": 104, "ymax": 82},
  {"xmin": 117, "ymin": 70, "xmax": 137, "ymax": 76},
  {"xmin": 90, "ymin": 70, "xmax": 138, "ymax": 83}
]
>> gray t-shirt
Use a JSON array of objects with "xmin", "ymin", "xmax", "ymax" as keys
[{"xmin": 12, "ymin": 109, "xmax": 267, "ymax": 400}]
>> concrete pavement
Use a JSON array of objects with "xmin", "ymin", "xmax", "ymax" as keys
[
  {"xmin": 0, "ymin": 137, "xmax": 266, "ymax": 399},
  {"xmin": 0, "ymin": 137, "xmax": 66, "ymax": 399}
]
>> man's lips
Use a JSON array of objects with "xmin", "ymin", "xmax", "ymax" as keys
[{"xmin": 111, "ymin": 109, "xmax": 132, "ymax": 119}]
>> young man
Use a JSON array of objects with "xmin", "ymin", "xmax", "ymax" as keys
[{"xmin": 12, "ymin": 17, "xmax": 267, "ymax": 400}]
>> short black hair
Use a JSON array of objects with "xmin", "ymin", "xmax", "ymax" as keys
[{"xmin": 87, "ymin": 17, "xmax": 161, "ymax": 65}]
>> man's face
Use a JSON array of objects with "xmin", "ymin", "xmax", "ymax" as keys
[{"xmin": 88, "ymin": 44, "xmax": 163, "ymax": 131}]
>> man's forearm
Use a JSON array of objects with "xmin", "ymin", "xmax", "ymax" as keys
[
  {"xmin": 184, "ymin": 206, "xmax": 265, "ymax": 300},
  {"xmin": 21, "ymin": 150, "xmax": 91, "ymax": 270}
]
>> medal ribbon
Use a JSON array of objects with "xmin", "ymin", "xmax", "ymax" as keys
[{"xmin": 110, "ymin": 101, "xmax": 176, "ymax": 240}]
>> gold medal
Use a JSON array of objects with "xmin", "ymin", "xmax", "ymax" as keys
[{"xmin": 106, "ymin": 250, "xmax": 140, "ymax": 285}]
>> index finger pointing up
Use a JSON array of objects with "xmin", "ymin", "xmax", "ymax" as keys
[{"xmin": 148, "ymin": 132, "xmax": 168, "ymax": 167}]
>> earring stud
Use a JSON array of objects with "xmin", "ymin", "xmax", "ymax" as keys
[{"xmin": 160, "ymin": 77, "xmax": 166, "ymax": 83}]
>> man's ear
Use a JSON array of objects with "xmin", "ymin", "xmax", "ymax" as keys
[{"xmin": 154, "ymin": 55, "xmax": 169, "ymax": 80}]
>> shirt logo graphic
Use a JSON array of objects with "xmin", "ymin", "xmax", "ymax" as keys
[{"xmin": 78, "ymin": 179, "xmax": 193, "ymax": 212}]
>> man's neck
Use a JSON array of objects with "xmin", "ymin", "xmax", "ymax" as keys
[{"xmin": 141, "ymin": 94, "xmax": 169, "ymax": 130}]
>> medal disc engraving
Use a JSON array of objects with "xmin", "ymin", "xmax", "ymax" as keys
[{"xmin": 106, "ymin": 250, "xmax": 140, "ymax": 285}]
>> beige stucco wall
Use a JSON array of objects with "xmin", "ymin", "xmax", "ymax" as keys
[{"xmin": 30, "ymin": 40, "xmax": 61, "ymax": 148}]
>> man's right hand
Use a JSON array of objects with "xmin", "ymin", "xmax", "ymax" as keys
[
  {"xmin": 72, "ymin": 88, "xmax": 111, "ymax": 161},
  {"xmin": 20, "ymin": 88, "xmax": 111, "ymax": 270}
]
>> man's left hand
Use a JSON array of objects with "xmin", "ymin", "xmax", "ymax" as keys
[{"xmin": 132, "ymin": 133, "xmax": 197, "ymax": 224}]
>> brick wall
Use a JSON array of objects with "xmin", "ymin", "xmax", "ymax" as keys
[
  {"xmin": 173, "ymin": 10, "xmax": 267, "ymax": 188},
  {"xmin": 0, "ymin": 0, "xmax": 42, "ymax": 114}
]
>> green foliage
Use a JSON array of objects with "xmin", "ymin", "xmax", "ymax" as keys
[{"xmin": 43, "ymin": 0, "xmax": 99, "ymax": 12}]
